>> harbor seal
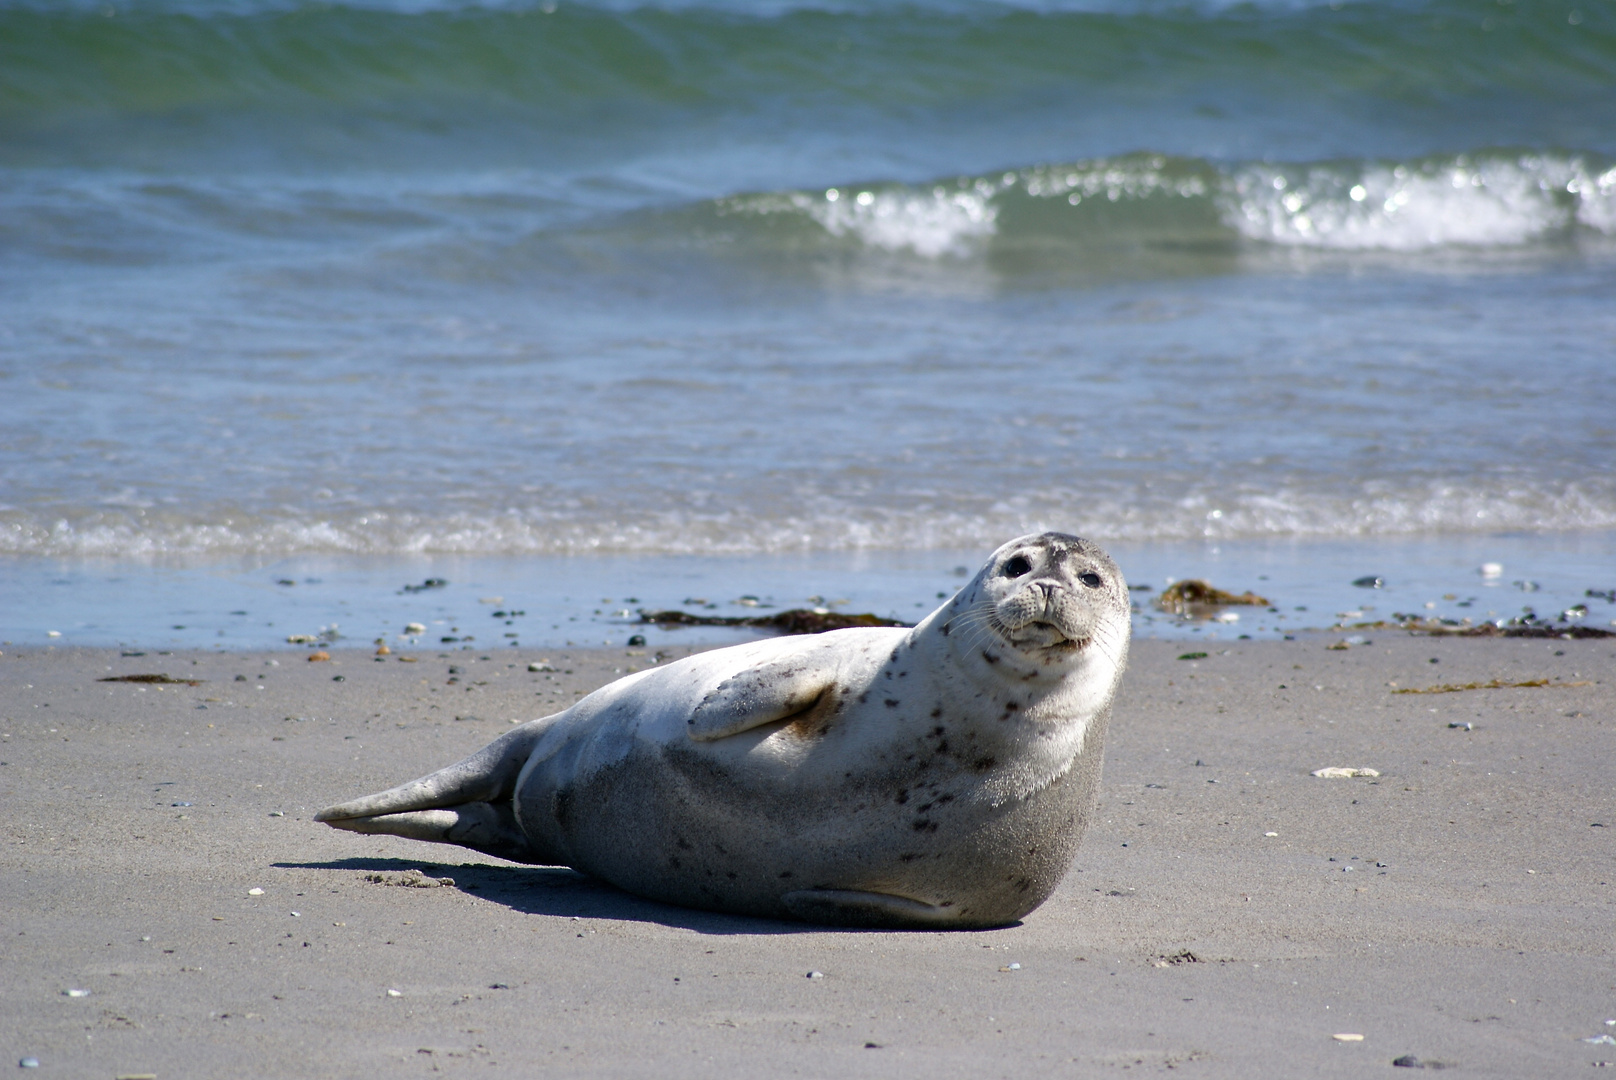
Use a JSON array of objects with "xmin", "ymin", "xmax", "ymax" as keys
[{"xmin": 316, "ymin": 532, "xmax": 1130, "ymax": 928}]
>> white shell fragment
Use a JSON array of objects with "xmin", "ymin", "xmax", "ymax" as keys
[
  {"xmin": 1332, "ymin": 1033, "xmax": 1365, "ymax": 1042},
  {"xmin": 1311, "ymin": 767, "xmax": 1380, "ymax": 779}
]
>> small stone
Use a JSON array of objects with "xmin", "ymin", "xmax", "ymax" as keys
[
  {"xmin": 1332, "ymin": 1033, "xmax": 1364, "ymax": 1042},
  {"xmin": 1479, "ymin": 562, "xmax": 1502, "ymax": 579},
  {"xmin": 269, "ymin": 811, "xmax": 284, "ymax": 817},
  {"xmin": 627, "ymin": 634, "xmax": 646, "ymax": 646},
  {"xmin": 1311, "ymin": 767, "xmax": 1379, "ymax": 779},
  {"xmin": 1264, "ymin": 831, "xmax": 1279, "ymax": 837},
  {"xmin": 248, "ymin": 887, "xmax": 264, "ymax": 896},
  {"xmin": 806, "ymin": 971, "xmax": 824, "ymax": 979},
  {"xmin": 528, "ymin": 662, "xmax": 557, "ymax": 672},
  {"xmin": 387, "ymin": 989, "xmax": 402, "ymax": 998},
  {"xmin": 376, "ymin": 645, "xmax": 391, "ymax": 656},
  {"xmin": 19, "ymin": 1059, "xmax": 40, "ymax": 1069},
  {"xmin": 47, "ymin": 631, "xmax": 61, "ymax": 637},
  {"xmin": 63, "ymin": 988, "xmax": 90, "ymax": 997},
  {"xmin": 308, "ymin": 651, "xmax": 330, "ymax": 662},
  {"xmin": 1448, "ymin": 721, "xmax": 1473, "ymax": 731},
  {"xmin": 1392, "ymin": 1055, "xmax": 1426, "ymax": 1068},
  {"xmin": 405, "ymin": 623, "xmax": 426, "ymax": 635}
]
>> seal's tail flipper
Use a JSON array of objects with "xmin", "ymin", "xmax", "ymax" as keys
[
  {"xmin": 323, "ymin": 802, "xmax": 543, "ymax": 864},
  {"xmin": 315, "ymin": 719, "xmax": 551, "ymax": 860}
]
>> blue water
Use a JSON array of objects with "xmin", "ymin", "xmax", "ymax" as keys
[{"xmin": 1, "ymin": 0, "xmax": 1612, "ymax": 646}]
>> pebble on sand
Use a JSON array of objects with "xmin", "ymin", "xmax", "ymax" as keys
[
  {"xmin": 404, "ymin": 623, "xmax": 426, "ymax": 635},
  {"xmin": 19, "ymin": 1059, "xmax": 39, "ymax": 1069},
  {"xmin": 1332, "ymin": 1033, "xmax": 1365, "ymax": 1042},
  {"xmin": 307, "ymin": 651, "xmax": 330, "ymax": 662},
  {"xmin": 63, "ymin": 988, "xmax": 90, "ymax": 997},
  {"xmin": 806, "ymin": 971, "xmax": 824, "ymax": 979},
  {"xmin": 248, "ymin": 887, "xmax": 264, "ymax": 895},
  {"xmin": 1312, "ymin": 767, "xmax": 1380, "ymax": 779}
]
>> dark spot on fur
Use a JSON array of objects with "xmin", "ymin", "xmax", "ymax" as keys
[
  {"xmin": 972, "ymin": 756, "xmax": 997, "ymax": 772},
  {"xmin": 727, "ymin": 872, "xmax": 737, "ymax": 880},
  {"xmin": 981, "ymin": 651, "xmax": 999, "ymax": 665},
  {"xmin": 883, "ymin": 671, "xmax": 892, "ymax": 680},
  {"xmin": 930, "ymin": 707, "xmax": 942, "ymax": 718},
  {"xmin": 936, "ymin": 794, "xmax": 954, "ymax": 805},
  {"xmin": 553, "ymin": 789, "xmax": 574, "ymax": 829},
  {"xmin": 1014, "ymin": 877, "xmax": 1031, "ymax": 892},
  {"xmin": 857, "ymin": 692, "xmax": 869, "ymax": 704},
  {"xmin": 912, "ymin": 819, "xmax": 936, "ymax": 832},
  {"xmin": 940, "ymin": 622, "xmax": 951, "ymax": 636},
  {"xmin": 1004, "ymin": 701, "xmax": 1019, "ymax": 710},
  {"xmin": 884, "ymin": 698, "xmax": 900, "ymax": 708},
  {"xmin": 898, "ymin": 853, "xmax": 921, "ymax": 863},
  {"xmin": 779, "ymin": 871, "xmax": 793, "ymax": 879},
  {"xmin": 894, "ymin": 789, "xmax": 909, "ymax": 805},
  {"xmin": 935, "ymin": 740, "xmax": 949, "ymax": 753},
  {"xmin": 668, "ymin": 857, "xmax": 682, "ymax": 869},
  {"xmin": 916, "ymin": 802, "xmax": 934, "ymax": 813},
  {"xmin": 931, "ymin": 726, "xmax": 945, "ymax": 737},
  {"xmin": 676, "ymin": 836, "xmax": 692, "ymax": 850},
  {"xmin": 890, "ymin": 648, "xmax": 901, "ymax": 662}
]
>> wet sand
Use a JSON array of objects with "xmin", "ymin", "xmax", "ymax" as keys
[{"xmin": 3, "ymin": 635, "xmax": 1612, "ymax": 1078}]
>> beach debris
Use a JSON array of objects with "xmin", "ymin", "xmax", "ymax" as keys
[
  {"xmin": 1332, "ymin": 1033, "xmax": 1364, "ymax": 1042},
  {"xmin": 1311, "ymin": 768, "xmax": 1379, "ymax": 779},
  {"xmin": 1213, "ymin": 611, "xmax": 1239, "ymax": 623},
  {"xmin": 528, "ymin": 661, "xmax": 557, "ymax": 672},
  {"xmin": 307, "ymin": 651, "xmax": 330, "ymax": 662},
  {"xmin": 1588, "ymin": 588, "xmax": 1616, "ymax": 603},
  {"xmin": 63, "ymin": 988, "xmax": 90, "ymax": 997},
  {"xmin": 1587, "ymin": 1035, "xmax": 1616, "ymax": 1046},
  {"xmin": 114, "ymin": 1073, "xmax": 158, "ymax": 1080},
  {"xmin": 1352, "ymin": 576, "xmax": 1384, "ymax": 589},
  {"xmin": 248, "ymin": 887, "xmax": 264, "ymax": 895},
  {"xmin": 386, "ymin": 988, "xmax": 403, "ymax": 997},
  {"xmin": 627, "ymin": 634, "xmax": 646, "ymax": 646},
  {"xmin": 1153, "ymin": 951, "xmax": 1201, "ymax": 966},
  {"xmin": 47, "ymin": 630, "xmax": 61, "ymax": 637},
  {"xmin": 269, "ymin": 811, "xmax": 285, "ymax": 817},
  {"xmin": 404, "ymin": 622, "xmax": 426, "ymax": 635},
  {"xmin": 1513, "ymin": 579, "xmax": 1540, "ymax": 592},
  {"xmin": 639, "ymin": 608, "xmax": 909, "ymax": 634},
  {"xmin": 1479, "ymin": 562, "xmax": 1503, "ymax": 579},
  {"xmin": 806, "ymin": 971, "xmax": 824, "ymax": 979},
  {"xmin": 479, "ymin": 596, "xmax": 502, "ymax": 604},
  {"xmin": 401, "ymin": 578, "xmax": 448, "ymax": 593},
  {"xmin": 1394, "ymin": 677, "xmax": 1590, "ymax": 695},
  {"xmin": 1326, "ymin": 641, "xmax": 1349, "ymax": 650},
  {"xmin": 1264, "ymin": 831, "xmax": 1278, "ymax": 837},
  {"xmin": 366, "ymin": 869, "xmax": 455, "ymax": 888},
  {"xmin": 98, "ymin": 673, "xmax": 203, "ymax": 686},
  {"xmin": 999, "ymin": 962, "xmax": 1021, "ymax": 971},
  {"xmin": 19, "ymin": 1058, "xmax": 39, "ymax": 1069},
  {"xmin": 1447, "ymin": 721, "xmax": 1474, "ymax": 731},
  {"xmin": 376, "ymin": 644, "xmax": 391, "ymax": 655},
  {"xmin": 1155, "ymin": 580, "xmax": 1270, "ymax": 616},
  {"xmin": 1392, "ymin": 1054, "xmax": 1445, "ymax": 1068},
  {"xmin": 286, "ymin": 634, "xmax": 318, "ymax": 644},
  {"xmin": 1177, "ymin": 652, "xmax": 1208, "ymax": 660}
]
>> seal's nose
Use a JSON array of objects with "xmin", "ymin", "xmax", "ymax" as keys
[{"xmin": 1035, "ymin": 580, "xmax": 1061, "ymax": 607}]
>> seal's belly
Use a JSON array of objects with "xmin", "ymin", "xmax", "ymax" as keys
[{"xmin": 515, "ymin": 729, "xmax": 1098, "ymax": 924}]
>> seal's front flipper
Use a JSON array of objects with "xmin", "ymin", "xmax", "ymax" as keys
[
  {"xmin": 323, "ymin": 802, "xmax": 544, "ymax": 864},
  {"xmin": 782, "ymin": 889, "xmax": 972, "ymax": 929},
  {"xmin": 316, "ymin": 718, "xmax": 550, "ymax": 824},
  {"xmin": 687, "ymin": 655, "xmax": 840, "ymax": 742}
]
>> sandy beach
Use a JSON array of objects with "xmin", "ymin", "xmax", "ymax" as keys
[{"xmin": 3, "ymin": 634, "xmax": 1612, "ymax": 1078}]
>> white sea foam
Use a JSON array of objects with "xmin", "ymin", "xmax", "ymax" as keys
[
  {"xmin": 804, "ymin": 184, "xmax": 999, "ymax": 258},
  {"xmin": 1228, "ymin": 154, "xmax": 1616, "ymax": 250}
]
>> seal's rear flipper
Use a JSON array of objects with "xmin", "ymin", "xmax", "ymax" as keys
[
  {"xmin": 782, "ymin": 889, "xmax": 982, "ymax": 929},
  {"xmin": 316, "ymin": 719, "xmax": 549, "ymax": 827},
  {"xmin": 323, "ymin": 802, "xmax": 544, "ymax": 864}
]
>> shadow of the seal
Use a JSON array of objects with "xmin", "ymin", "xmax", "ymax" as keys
[
  {"xmin": 273, "ymin": 857, "xmax": 1018, "ymax": 934},
  {"xmin": 273, "ymin": 857, "xmax": 812, "ymax": 935}
]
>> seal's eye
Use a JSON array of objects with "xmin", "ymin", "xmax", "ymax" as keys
[
  {"xmin": 1078, "ymin": 572, "xmax": 1103, "ymax": 589},
  {"xmin": 1002, "ymin": 555, "xmax": 1032, "ymax": 578}
]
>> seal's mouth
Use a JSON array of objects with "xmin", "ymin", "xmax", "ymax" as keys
[{"xmin": 1005, "ymin": 619, "xmax": 1089, "ymax": 655}]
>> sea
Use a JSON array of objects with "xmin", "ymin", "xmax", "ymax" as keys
[{"xmin": 2, "ymin": 0, "xmax": 1613, "ymax": 651}]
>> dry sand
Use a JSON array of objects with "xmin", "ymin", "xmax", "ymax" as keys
[{"xmin": 3, "ymin": 634, "xmax": 1612, "ymax": 1077}]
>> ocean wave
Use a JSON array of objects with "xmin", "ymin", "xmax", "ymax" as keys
[
  {"xmin": 6, "ymin": 480, "xmax": 1615, "ymax": 558},
  {"xmin": 712, "ymin": 151, "xmax": 1616, "ymax": 262}
]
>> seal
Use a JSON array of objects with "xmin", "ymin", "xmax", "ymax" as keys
[{"xmin": 316, "ymin": 532, "xmax": 1130, "ymax": 928}]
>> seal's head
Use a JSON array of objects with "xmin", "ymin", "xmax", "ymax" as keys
[{"xmin": 948, "ymin": 532, "xmax": 1130, "ymax": 675}]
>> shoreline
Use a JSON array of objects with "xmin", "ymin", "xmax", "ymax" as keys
[
  {"xmin": 4, "ymin": 636, "xmax": 1612, "ymax": 1077},
  {"xmin": 4, "ymin": 531, "xmax": 1614, "ymax": 653}
]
